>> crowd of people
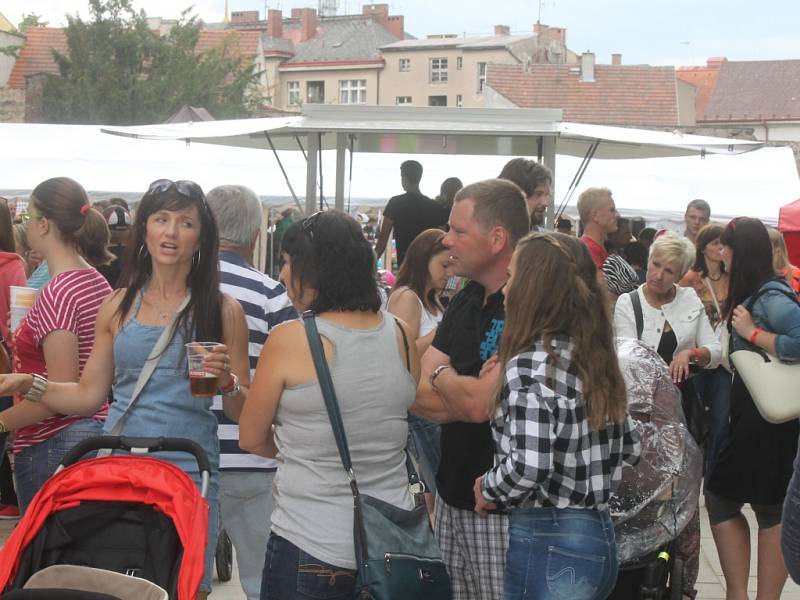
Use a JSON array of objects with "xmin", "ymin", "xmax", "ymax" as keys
[{"xmin": 0, "ymin": 159, "xmax": 798, "ymax": 600}]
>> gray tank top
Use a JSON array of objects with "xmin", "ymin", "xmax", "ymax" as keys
[{"xmin": 270, "ymin": 311, "xmax": 417, "ymax": 569}]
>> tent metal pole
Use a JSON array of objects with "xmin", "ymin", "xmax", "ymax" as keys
[
  {"xmin": 306, "ymin": 133, "xmax": 319, "ymax": 215},
  {"xmin": 335, "ymin": 132, "xmax": 347, "ymax": 211},
  {"xmin": 554, "ymin": 140, "xmax": 600, "ymax": 223},
  {"xmin": 541, "ymin": 135, "xmax": 557, "ymax": 228},
  {"xmin": 264, "ymin": 132, "xmax": 303, "ymax": 214}
]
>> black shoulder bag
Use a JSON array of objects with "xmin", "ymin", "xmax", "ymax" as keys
[{"xmin": 302, "ymin": 311, "xmax": 451, "ymax": 600}]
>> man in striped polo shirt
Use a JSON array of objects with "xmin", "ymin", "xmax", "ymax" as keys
[{"xmin": 207, "ymin": 186, "xmax": 296, "ymax": 600}]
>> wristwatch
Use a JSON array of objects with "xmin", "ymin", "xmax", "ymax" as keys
[
  {"xmin": 430, "ymin": 365, "xmax": 451, "ymax": 391},
  {"xmin": 24, "ymin": 374, "xmax": 48, "ymax": 403}
]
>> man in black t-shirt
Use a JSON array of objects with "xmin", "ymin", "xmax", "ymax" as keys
[
  {"xmin": 374, "ymin": 160, "xmax": 447, "ymax": 266},
  {"xmin": 411, "ymin": 179, "xmax": 528, "ymax": 600},
  {"xmin": 97, "ymin": 204, "xmax": 131, "ymax": 289}
]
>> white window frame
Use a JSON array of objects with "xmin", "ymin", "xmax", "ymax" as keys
[
  {"xmin": 457, "ymin": 56, "xmax": 463, "ymax": 70},
  {"xmin": 430, "ymin": 57, "xmax": 448, "ymax": 83},
  {"xmin": 399, "ymin": 58, "xmax": 410, "ymax": 72},
  {"xmin": 456, "ymin": 94, "xmax": 463, "ymax": 107},
  {"xmin": 287, "ymin": 81, "xmax": 300, "ymax": 106},
  {"xmin": 478, "ymin": 62, "xmax": 487, "ymax": 92},
  {"xmin": 396, "ymin": 96, "xmax": 412, "ymax": 105},
  {"xmin": 306, "ymin": 81, "xmax": 325, "ymax": 103},
  {"xmin": 339, "ymin": 79, "xmax": 367, "ymax": 104}
]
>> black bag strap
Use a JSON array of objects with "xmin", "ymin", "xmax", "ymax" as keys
[
  {"xmin": 393, "ymin": 316, "xmax": 411, "ymax": 371},
  {"xmin": 628, "ymin": 290, "xmax": 644, "ymax": 341}
]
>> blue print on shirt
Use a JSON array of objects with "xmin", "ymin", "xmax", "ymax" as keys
[{"xmin": 480, "ymin": 319, "xmax": 505, "ymax": 361}]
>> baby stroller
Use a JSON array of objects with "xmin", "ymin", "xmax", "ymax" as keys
[
  {"xmin": 608, "ymin": 339, "xmax": 704, "ymax": 600},
  {"xmin": 0, "ymin": 436, "xmax": 211, "ymax": 600}
]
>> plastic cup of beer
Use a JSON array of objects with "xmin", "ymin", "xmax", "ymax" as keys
[
  {"xmin": 186, "ymin": 342, "xmax": 220, "ymax": 397},
  {"xmin": 10, "ymin": 286, "xmax": 37, "ymax": 332}
]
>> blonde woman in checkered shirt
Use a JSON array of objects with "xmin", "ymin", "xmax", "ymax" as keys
[{"xmin": 474, "ymin": 232, "xmax": 640, "ymax": 600}]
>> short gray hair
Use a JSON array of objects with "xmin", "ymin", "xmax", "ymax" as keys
[
  {"xmin": 649, "ymin": 231, "xmax": 696, "ymax": 278},
  {"xmin": 206, "ymin": 185, "xmax": 262, "ymax": 246}
]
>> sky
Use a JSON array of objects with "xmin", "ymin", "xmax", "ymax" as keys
[{"xmin": 2, "ymin": 0, "xmax": 798, "ymax": 66}]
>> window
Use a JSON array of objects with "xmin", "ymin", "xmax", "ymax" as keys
[
  {"xmin": 428, "ymin": 95, "xmax": 447, "ymax": 107},
  {"xmin": 478, "ymin": 62, "xmax": 487, "ymax": 92},
  {"xmin": 339, "ymin": 79, "xmax": 367, "ymax": 104},
  {"xmin": 306, "ymin": 81, "xmax": 325, "ymax": 104},
  {"xmin": 287, "ymin": 81, "xmax": 300, "ymax": 106},
  {"xmin": 430, "ymin": 57, "xmax": 448, "ymax": 83},
  {"xmin": 396, "ymin": 96, "xmax": 412, "ymax": 105},
  {"xmin": 399, "ymin": 58, "xmax": 410, "ymax": 72},
  {"xmin": 456, "ymin": 94, "xmax": 463, "ymax": 107},
  {"xmin": 457, "ymin": 56, "xmax": 463, "ymax": 70}
]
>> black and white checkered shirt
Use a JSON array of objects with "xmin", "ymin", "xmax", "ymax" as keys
[{"xmin": 481, "ymin": 335, "xmax": 640, "ymax": 509}]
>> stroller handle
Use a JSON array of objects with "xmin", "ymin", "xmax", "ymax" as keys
[{"xmin": 59, "ymin": 435, "xmax": 213, "ymax": 475}]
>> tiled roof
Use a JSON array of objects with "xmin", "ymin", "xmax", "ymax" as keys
[
  {"xmin": 8, "ymin": 27, "xmax": 261, "ymax": 89},
  {"xmin": 285, "ymin": 17, "xmax": 399, "ymax": 64},
  {"xmin": 261, "ymin": 34, "xmax": 293, "ymax": 55},
  {"xmin": 701, "ymin": 59, "xmax": 800, "ymax": 122},
  {"xmin": 7, "ymin": 27, "xmax": 67, "ymax": 88},
  {"xmin": 381, "ymin": 34, "xmax": 531, "ymax": 51},
  {"xmin": 485, "ymin": 63, "xmax": 681, "ymax": 127},
  {"xmin": 676, "ymin": 61, "xmax": 722, "ymax": 118}
]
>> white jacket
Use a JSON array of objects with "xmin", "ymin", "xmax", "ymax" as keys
[{"xmin": 614, "ymin": 284, "xmax": 722, "ymax": 368}]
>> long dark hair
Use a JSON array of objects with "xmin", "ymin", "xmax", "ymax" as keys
[
  {"xmin": 495, "ymin": 232, "xmax": 627, "ymax": 429},
  {"xmin": 31, "ymin": 177, "xmax": 112, "ymax": 267},
  {"xmin": 691, "ymin": 224, "xmax": 725, "ymax": 277},
  {"xmin": 281, "ymin": 210, "xmax": 381, "ymax": 314},
  {"xmin": 721, "ymin": 217, "xmax": 774, "ymax": 320},
  {"xmin": 116, "ymin": 183, "xmax": 222, "ymax": 343},
  {"xmin": 392, "ymin": 229, "xmax": 447, "ymax": 313},
  {"xmin": 0, "ymin": 200, "xmax": 16, "ymax": 253}
]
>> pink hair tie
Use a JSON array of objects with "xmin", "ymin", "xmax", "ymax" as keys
[{"xmin": 79, "ymin": 204, "xmax": 91, "ymax": 216}]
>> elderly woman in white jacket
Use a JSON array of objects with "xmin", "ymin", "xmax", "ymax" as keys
[
  {"xmin": 615, "ymin": 232, "xmax": 722, "ymax": 383},
  {"xmin": 614, "ymin": 231, "xmax": 721, "ymax": 600}
]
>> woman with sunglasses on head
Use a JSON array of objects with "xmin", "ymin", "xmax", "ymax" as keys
[
  {"xmin": 0, "ymin": 177, "xmax": 113, "ymax": 513},
  {"xmin": 239, "ymin": 210, "xmax": 420, "ymax": 600},
  {"xmin": 704, "ymin": 217, "xmax": 800, "ymax": 600},
  {"xmin": 0, "ymin": 179, "xmax": 250, "ymax": 599},
  {"xmin": 474, "ymin": 232, "xmax": 640, "ymax": 600}
]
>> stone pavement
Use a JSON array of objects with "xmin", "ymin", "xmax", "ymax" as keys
[{"xmin": 3, "ymin": 500, "xmax": 800, "ymax": 599}]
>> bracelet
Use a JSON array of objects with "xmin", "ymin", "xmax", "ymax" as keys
[
  {"xmin": 689, "ymin": 348, "xmax": 701, "ymax": 363},
  {"xmin": 218, "ymin": 372, "xmax": 240, "ymax": 397},
  {"xmin": 24, "ymin": 374, "xmax": 48, "ymax": 403},
  {"xmin": 430, "ymin": 365, "xmax": 451, "ymax": 391},
  {"xmin": 749, "ymin": 328, "xmax": 763, "ymax": 345}
]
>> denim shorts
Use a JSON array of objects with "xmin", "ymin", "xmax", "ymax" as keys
[
  {"xmin": 505, "ymin": 507, "xmax": 618, "ymax": 600},
  {"xmin": 260, "ymin": 533, "xmax": 357, "ymax": 600},
  {"xmin": 13, "ymin": 418, "xmax": 103, "ymax": 514}
]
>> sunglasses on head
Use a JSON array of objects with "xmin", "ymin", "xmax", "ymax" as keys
[
  {"xmin": 19, "ymin": 209, "xmax": 42, "ymax": 223},
  {"xmin": 144, "ymin": 179, "xmax": 205, "ymax": 203},
  {"xmin": 301, "ymin": 211, "xmax": 323, "ymax": 240}
]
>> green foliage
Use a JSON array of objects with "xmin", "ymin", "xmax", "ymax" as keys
[
  {"xmin": 17, "ymin": 13, "xmax": 48, "ymax": 34},
  {"xmin": 41, "ymin": 0, "xmax": 263, "ymax": 124}
]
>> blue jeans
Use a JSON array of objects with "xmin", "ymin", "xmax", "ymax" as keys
[
  {"xmin": 13, "ymin": 418, "xmax": 103, "ymax": 514},
  {"xmin": 505, "ymin": 507, "xmax": 618, "ymax": 600},
  {"xmin": 407, "ymin": 413, "xmax": 441, "ymax": 492},
  {"xmin": 221, "ymin": 471, "xmax": 275, "ymax": 600},
  {"xmin": 260, "ymin": 533, "xmax": 356, "ymax": 600},
  {"xmin": 692, "ymin": 367, "xmax": 731, "ymax": 478}
]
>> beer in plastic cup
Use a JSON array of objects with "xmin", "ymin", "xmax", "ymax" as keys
[{"xmin": 186, "ymin": 342, "xmax": 220, "ymax": 397}]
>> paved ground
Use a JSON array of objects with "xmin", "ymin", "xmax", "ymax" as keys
[{"xmin": 2, "ymin": 498, "xmax": 800, "ymax": 599}]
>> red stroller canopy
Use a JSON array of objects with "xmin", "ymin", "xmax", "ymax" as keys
[{"xmin": 0, "ymin": 456, "xmax": 208, "ymax": 600}]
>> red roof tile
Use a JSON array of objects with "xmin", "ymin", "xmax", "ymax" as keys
[
  {"xmin": 8, "ymin": 28, "xmax": 260, "ymax": 90},
  {"xmin": 486, "ymin": 63, "xmax": 681, "ymax": 127},
  {"xmin": 677, "ymin": 62, "xmax": 723, "ymax": 118},
  {"xmin": 7, "ymin": 27, "xmax": 67, "ymax": 89}
]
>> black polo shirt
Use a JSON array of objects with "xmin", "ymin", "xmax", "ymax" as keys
[{"xmin": 431, "ymin": 280, "xmax": 505, "ymax": 510}]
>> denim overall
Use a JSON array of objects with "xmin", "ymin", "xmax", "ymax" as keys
[{"xmin": 103, "ymin": 297, "xmax": 220, "ymax": 592}]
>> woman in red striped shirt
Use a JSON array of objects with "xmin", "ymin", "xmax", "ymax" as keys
[{"xmin": 0, "ymin": 177, "xmax": 113, "ymax": 513}]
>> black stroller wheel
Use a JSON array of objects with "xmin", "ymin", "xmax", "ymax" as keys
[
  {"xmin": 215, "ymin": 529, "xmax": 233, "ymax": 582},
  {"xmin": 668, "ymin": 558, "xmax": 684, "ymax": 600}
]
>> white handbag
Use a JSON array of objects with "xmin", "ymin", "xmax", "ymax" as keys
[{"xmin": 730, "ymin": 348, "xmax": 800, "ymax": 424}]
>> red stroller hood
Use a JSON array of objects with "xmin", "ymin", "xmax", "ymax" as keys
[{"xmin": 0, "ymin": 456, "xmax": 208, "ymax": 600}]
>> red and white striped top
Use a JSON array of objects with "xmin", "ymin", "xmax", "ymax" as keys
[{"xmin": 12, "ymin": 268, "xmax": 112, "ymax": 453}]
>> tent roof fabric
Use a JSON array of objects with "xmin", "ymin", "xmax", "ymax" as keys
[
  {"xmin": 779, "ymin": 199, "xmax": 800, "ymax": 232},
  {"xmin": 485, "ymin": 63, "xmax": 681, "ymax": 127},
  {"xmin": 702, "ymin": 59, "xmax": 800, "ymax": 122}
]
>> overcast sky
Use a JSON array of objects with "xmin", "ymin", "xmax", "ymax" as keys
[{"xmin": 3, "ymin": 0, "xmax": 798, "ymax": 66}]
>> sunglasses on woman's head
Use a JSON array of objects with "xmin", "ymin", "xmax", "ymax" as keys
[
  {"xmin": 19, "ymin": 209, "xmax": 42, "ymax": 223},
  {"xmin": 301, "ymin": 211, "xmax": 323, "ymax": 240},
  {"xmin": 144, "ymin": 179, "xmax": 205, "ymax": 204}
]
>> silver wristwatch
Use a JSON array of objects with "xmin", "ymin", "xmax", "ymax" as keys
[{"xmin": 24, "ymin": 373, "xmax": 48, "ymax": 403}]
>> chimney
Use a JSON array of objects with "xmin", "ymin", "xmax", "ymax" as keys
[
  {"xmin": 298, "ymin": 8, "xmax": 318, "ymax": 42},
  {"xmin": 494, "ymin": 24, "xmax": 510, "ymax": 36},
  {"xmin": 533, "ymin": 23, "xmax": 547, "ymax": 35},
  {"xmin": 231, "ymin": 10, "xmax": 259, "ymax": 25},
  {"xmin": 266, "ymin": 9, "xmax": 283, "ymax": 37},
  {"xmin": 385, "ymin": 15, "xmax": 404, "ymax": 39},
  {"xmin": 707, "ymin": 56, "xmax": 727, "ymax": 69},
  {"xmin": 611, "ymin": 53, "xmax": 621, "ymax": 66},
  {"xmin": 362, "ymin": 4, "xmax": 389, "ymax": 18},
  {"xmin": 580, "ymin": 52, "xmax": 595, "ymax": 82}
]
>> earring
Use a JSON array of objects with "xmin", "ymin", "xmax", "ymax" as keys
[
  {"xmin": 192, "ymin": 248, "xmax": 201, "ymax": 267},
  {"xmin": 138, "ymin": 244, "xmax": 149, "ymax": 260}
]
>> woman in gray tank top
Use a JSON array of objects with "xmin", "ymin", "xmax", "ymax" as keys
[{"xmin": 239, "ymin": 211, "xmax": 420, "ymax": 600}]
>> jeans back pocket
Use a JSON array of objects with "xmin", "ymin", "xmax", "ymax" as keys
[
  {"xmin": 296, "ymin": 550, "xmax": 357, "ymax": 600},
  {"xmin": 546, "ymin": 546, "xmax": 605, "ymax": 600}
]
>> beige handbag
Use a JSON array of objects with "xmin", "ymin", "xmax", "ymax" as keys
[{"xmin": 730, "ymin": 348, "xmax": 800, "ymax": 424}]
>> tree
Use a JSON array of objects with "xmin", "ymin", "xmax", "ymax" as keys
[
  {"xmin": 0, "ymin": 13, "xmax": 48, "ymax": 59},
  {"xmin": 41, "ymin": 0, "xmax": 262, "ymax": 124}
]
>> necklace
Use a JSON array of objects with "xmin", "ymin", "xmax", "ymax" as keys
[
  {"xmin": 144, "ymin": 293, "xmax": 180, "ymax": 321},
  {"xmin": 708, "ymin": 272, "xmax": 723, "ymax": 282}
]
